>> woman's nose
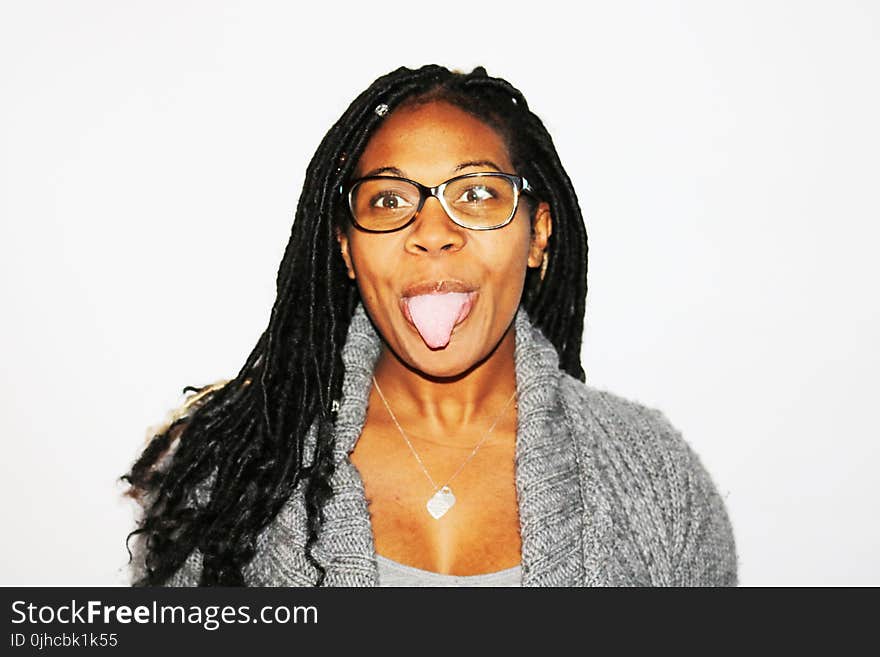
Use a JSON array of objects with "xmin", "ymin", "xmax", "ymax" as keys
[{"xmin": 404, "ymin": 197, "xmax": 466, "ymax": 254}]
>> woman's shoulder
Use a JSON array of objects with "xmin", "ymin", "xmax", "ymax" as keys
[
  {"xmin": 556, "ymin": 372, "xmax": 688, "ymax": 456},
  {"xmin": 556, "ymin": 373, "xmax": 739, "ymax": 586},
  {"xmin": 556, "ymin": 374, "xmax": 703, "ymax": 508},
  {"xmin": 556, "ymin": 371, "xmax": 724, "ymax": 499},
  {"xmin": 557, "ymin": 373, "xmax": 719, "ymax": 468}
]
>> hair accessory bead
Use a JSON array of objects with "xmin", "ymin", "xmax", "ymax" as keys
[
  {"xmin": 335, "ymin": 151, "xmax": 348, "ymax": 173},
  {"xmin": 374, "ymin": 103, "xmax": 389, "ymax": 116}
]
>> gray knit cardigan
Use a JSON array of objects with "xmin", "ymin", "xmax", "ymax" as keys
[{"xmin": 133, "ymin": 301, "xmax": 738, "ymax": 587}]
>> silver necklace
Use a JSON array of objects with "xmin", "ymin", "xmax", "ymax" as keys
[{"xmin": 371, "ymin": 375, "xmax": 518, "ymax": 520}]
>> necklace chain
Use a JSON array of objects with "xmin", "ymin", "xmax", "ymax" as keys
[{"xmin": 371, "ymin": 375, "xmax": 518, "ymax": 493}]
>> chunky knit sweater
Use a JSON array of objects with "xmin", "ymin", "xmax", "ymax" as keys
[{"xmin": 133, "ymin": 301, "xmax": 738, "ymax": 587}]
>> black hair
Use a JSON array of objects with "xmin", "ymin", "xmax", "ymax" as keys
[{"xmin": 121, "ymin": 64, "xmax": 588, "ymax": 586}]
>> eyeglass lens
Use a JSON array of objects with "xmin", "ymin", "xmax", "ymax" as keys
[{"xmin": 350, "ymin": 175, "xmax": 517, "ymax": 231}]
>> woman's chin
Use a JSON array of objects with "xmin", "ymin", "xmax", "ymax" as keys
[{"xmin": 398, "ymin": 338, "xmax": 475, "ymax": 379}]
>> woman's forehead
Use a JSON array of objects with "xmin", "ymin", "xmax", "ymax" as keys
[{"xmin": 354, "ymin": 101, "xmax": 513, "ymax": 179}]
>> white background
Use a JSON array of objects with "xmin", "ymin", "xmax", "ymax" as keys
[{"xmin": 1, "ymin": 0, "xmax": 877, "ymax": 586}]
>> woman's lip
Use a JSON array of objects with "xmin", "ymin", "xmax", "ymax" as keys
[{"xmin": 401, "ymin": 279, "xmax": 478, "ymax": 297}]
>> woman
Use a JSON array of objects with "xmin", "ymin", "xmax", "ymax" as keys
[{"xmin": 123, "ymin": 64, "xmax": 738, "ymax": 587}]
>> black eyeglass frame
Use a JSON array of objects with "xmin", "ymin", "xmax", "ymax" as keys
[{"xmin": 340, "ymin": 171, "xmax": 535, "ymax": 234}]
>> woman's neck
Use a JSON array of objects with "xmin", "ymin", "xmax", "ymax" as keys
[{"xmin": 370, "ymin": 324, "xmax": 518, "ymax": 445}]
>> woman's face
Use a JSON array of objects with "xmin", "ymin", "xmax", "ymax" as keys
[{"xmin": 336, "ymin": 100, "xmax": 552, "ymax": 379}]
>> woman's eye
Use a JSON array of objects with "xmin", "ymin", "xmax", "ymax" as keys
[
  {"xmin": 371, "ymin": 192, "xmax": 413, "ymax": 210},
  {"xmin": 455, "ymin": 185, "xmax": 495, "ymax": 204}
]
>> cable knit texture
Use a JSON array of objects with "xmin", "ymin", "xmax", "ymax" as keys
[{"xmin": 132, "ymin": 301, "xmax": 738, "ymax": 587}]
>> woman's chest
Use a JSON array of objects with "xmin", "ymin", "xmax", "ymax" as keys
[{"xmin": 349, "ymin": 421, "xmax": 522, "ymax": 576}]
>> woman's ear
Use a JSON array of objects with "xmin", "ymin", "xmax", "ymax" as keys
[
  {"xmin": 334, "ymin": 226, "xmax": 356, "ymax": 280},
  {"xmin": 527, "ymin": 201, "xmax": 553, "ymax": 268}
]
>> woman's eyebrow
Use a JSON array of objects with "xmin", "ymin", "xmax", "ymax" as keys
[
  {"xmin": 455, "ymin": 159, "xmax": 502, "ymax": 172},
  {"xmin": 361, "ymin": 165, "xmax": 406, "ymax": 177}
]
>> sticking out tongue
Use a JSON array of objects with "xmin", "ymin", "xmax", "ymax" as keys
[{"xmin": 405, "ymin": 292, "xmax": 472, "ymax": 349}]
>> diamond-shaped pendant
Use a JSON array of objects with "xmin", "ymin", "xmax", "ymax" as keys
[{"xmin": 426, "ymin": 486, "xmax": 456, "ymax": 519}]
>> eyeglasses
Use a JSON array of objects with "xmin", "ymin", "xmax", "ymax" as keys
[{"xmin": 342, "ymin": 172, "xmax": 534, "ymax": 233}]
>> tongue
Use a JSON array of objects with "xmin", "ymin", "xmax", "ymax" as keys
[{"xmin": 405, "ymin": 292, "xmax": 471, "ymax": 349}]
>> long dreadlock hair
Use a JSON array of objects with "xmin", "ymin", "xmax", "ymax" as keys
[{"xmin": 122, "ymin": 64, "xmax": 588, "ymax": 586}]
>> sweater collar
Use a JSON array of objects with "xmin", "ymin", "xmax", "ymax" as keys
[{"xmin": 311, "ymin": 300, "xmax": 592, "ymax": 586}]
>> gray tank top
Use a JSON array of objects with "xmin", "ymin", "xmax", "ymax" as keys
[{"xmin": 376, "ymin": 554, "xmax": 522, "ymax": 587}]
